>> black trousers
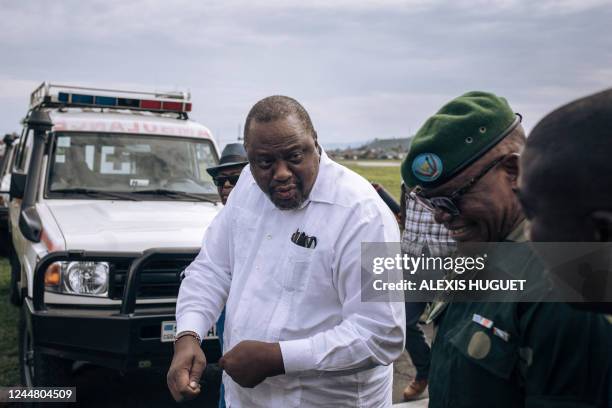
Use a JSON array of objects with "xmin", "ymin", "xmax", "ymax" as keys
[{"xmin": 405, "ymin": 301, "xmax": 430, "ymax": 381}]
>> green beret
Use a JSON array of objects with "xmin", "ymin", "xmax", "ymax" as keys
[{"xmin": 402, "ymin": 91, "xmax": 520, "ymax": 189}]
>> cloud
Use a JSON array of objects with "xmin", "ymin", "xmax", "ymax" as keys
[
  {"xmin": 0, "ymin": 78, "xmax": 40, "ymax": 99},
  {"xmin": 0, "ymin": 1, "xmax": 611, "ymax": 143}
]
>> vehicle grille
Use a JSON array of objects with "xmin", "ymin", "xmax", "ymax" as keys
[{"xmin": 108, "ymin": 258, "xmax": 194, "ymax": 300}]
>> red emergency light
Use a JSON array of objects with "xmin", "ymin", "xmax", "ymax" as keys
[{"xmin": 30, "ymin": 83, "xmax": 193, "ymax": 116}]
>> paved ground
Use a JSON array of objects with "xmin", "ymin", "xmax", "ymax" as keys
[
  {"xmin": 5, "ymin": 325, "xmax": 433, "ymax": 407},
  {"xmin": 352, "ymin": 160, "xmax": 401, "ymax": 167},
  {"xmin": 392, "ymin": 324, "xmax": 432, "ymax": 406},
  {"xmin": 394, "ymin": 400, "xmax": 430, "ymax": 408},
  {"xmin": 392, "ymin": 351, "xmax": 429, "ymax": 406}
]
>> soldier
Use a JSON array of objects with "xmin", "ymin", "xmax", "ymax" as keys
[
  {"xmin": 519, "ymin": 88, "xmax": 612, "ymax": 315},
  {"xmin": 401, "ymin": 91, "xmax": 611, "ymax": 407}
]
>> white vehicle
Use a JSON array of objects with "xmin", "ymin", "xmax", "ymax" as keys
[
  {"xmin": 8, "ymin": 83, "xmax": 223, "ymax": 387},
  {"xmin": 0, "ymin": 133, "xmax": 20, "ymax": 255}
]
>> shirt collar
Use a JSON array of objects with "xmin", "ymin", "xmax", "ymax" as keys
[{"xmin": 304, "ymin": 148, "xmax": 336, "ymax": 205}]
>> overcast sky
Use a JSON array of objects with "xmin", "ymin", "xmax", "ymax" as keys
[{"xmin": 1, "ymin": 0, "xmax": 611, "ymax": 148}]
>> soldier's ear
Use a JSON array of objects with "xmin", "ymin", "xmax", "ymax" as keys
[{"xmin": 590, "ymin": 211, "xmax": 612, "ymax": 242}]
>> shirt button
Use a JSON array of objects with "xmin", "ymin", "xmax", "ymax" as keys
[{"xmin": 266, "ymin": 234, "xmax": 272, "ymax": 240}]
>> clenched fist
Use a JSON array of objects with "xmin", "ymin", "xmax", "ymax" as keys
[
  {"xmin": 167, "ymin": 334, "xmax": 207, "ymax": 402},
  {"xmin": 219, "ymin": 340, "xmax": 285, "ymax": 388}
]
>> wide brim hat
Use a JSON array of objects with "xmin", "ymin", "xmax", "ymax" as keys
[{"xmin": 206, "ymin": 143, "xmax": 249, "ymax": 177}]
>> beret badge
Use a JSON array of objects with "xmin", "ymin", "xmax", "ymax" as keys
[{"xmin": 412, "ymin": 153, "xmax": 443, "ymax": 182}]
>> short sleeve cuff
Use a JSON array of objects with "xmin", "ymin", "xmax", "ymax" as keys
[
  {"xmin": 176, "ymin": 311, "xmax": 209, "ymax": 340},
  {"xmin": 279, "ymin": 338, "xmax": 317, "ymax": 374}
]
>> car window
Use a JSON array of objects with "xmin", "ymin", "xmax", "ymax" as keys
[{"xmin": 47, "ymin": 132, "xmax": 219, "ymax": 196}]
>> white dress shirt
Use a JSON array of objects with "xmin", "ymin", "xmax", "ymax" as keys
[{"xmin": 176, "ymin": 150, "xmax": 405, "ymax": 407}]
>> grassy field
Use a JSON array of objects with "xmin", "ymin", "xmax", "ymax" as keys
[
  {"xmin": 338, "ymin": 160, "xmax": 402, "ymax": 200},
  {"xmin": 0, "ymin": 258, "xmax": 19, "ymax": 386}
]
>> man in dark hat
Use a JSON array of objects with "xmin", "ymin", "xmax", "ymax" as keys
[
  {"xmin": 207, "ymin": 143, "xmax": 249, "ymax": 205},
  {"xmin": 519, "ymin": 88, "xmax": 612, "ymax": 314},
  {"xmin": 402, "ymin": 91, "xmax": 610, "ymax": 407}
]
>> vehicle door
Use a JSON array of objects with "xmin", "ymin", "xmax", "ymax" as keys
[{"xmin": 9, "ymin": 127, "xmax": 35, "ymax": 257}]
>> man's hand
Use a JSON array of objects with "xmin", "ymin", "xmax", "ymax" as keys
[
  {"xmin": 167, "ymin": 334, "xmax": 207, "ymax": 402},
  {"xmin": 219, "ymin": 340, "xmax": 285, "ymax": 388}
]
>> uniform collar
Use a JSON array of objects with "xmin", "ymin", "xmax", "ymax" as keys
[{"xmin": 505, "ymin": 219, "xmax": 528, "ymax": 242}]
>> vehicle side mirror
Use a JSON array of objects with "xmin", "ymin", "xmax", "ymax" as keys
[
  {"xmin": 19, "ymin": 205, "xmax": 42, "ymax": 242},
  {"xmin": 9, "ymin": 172, "xmax": 26, "ymax": 200}
]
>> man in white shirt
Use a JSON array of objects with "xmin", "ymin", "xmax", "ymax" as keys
[{"xmin": 167, "ymin": 95, "xmax": 405, "ymax": 407}]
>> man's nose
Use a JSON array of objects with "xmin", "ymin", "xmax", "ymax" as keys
[
  {"xmin": 433, "ymin": 208, "xmax": 453, "ymax": 224},
  {"xmin": 273, "ymin": 160, "xmax": 292, "ymax": 181}
]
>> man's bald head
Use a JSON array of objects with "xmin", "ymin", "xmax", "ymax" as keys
[
  {"xmin": 520, "ymin": 88, "xmax": 612, "ymax": 241},
  {"xmin": 244, "ymin": 95, "xmax": 316, "ymax": 144}
]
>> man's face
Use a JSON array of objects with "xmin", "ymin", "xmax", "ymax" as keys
[
  {"xmin": 518, "ymin": 198, "xmax": 592, "ymax": 242},
  {"xmin": 215, "ymin": 166, "xmax": 245, "ymax": 205},
  {"xmin": 245, "ymin": 115, "xmax": 320, "ymax": 210},
  {"xmin": 423, "ymin": 155, "xmax": 522, "ymax": 242},
  {"xmin": 518, "ymin": 154, "xmax": 595, "ymax": 242}
]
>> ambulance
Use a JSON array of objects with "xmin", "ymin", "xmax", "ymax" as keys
[{"xmin": 8, "ymin": 83, "xmax": 222, "ymax": 387}]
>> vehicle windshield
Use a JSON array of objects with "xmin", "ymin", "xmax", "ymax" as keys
[{"xmin": 46, "ymin": 132, "xmax": 219, "ymax": 199}]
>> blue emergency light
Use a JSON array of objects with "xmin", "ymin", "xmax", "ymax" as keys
[{"xmin": 32, "ymin": 83, "xmax": 192, "ymax": 114}]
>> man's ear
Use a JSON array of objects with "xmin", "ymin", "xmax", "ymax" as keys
[
  {"xmin": 313, "ymin": 131, "xmax": 321, "ymax": 155},
  {"xmin": 501, "ymin": 153, "xmax": 520, "ymax": 189},
  {"xmin": 590, "ymin": 211, "xmax": 612, "ymax": 242}
]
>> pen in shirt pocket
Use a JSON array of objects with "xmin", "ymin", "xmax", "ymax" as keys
[{"xmin": 291, "ymin": 229, "xmax": 317, "ymax": 249}]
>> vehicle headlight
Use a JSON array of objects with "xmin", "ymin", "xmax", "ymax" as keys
[{"xmin": 45, "ymin": 261, "xmax": 109, "ymax": 296}]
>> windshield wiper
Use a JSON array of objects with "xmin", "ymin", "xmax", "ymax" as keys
[
  {"xmin": 51, "ymin": 188, "xmax": 141, "ymax": 201},
  {"xmin": 131, "ymin": 189, "xmax": 217, "ymax": 203}
]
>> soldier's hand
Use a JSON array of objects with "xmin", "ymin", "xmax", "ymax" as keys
[
  {"xmin": 167, "ymin": 334, "xmax": 207, "ymax": 402},
  {"xmin": 219, "ymin": 340, "xmax": 284, "ymax": 388}
]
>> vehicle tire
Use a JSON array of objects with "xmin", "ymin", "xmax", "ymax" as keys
[
  {"xmin": 8, "ymin": 245, "xmax": 22, "ymax": 306},
  {"xmin": 18, "ymin": 304, "xmax": 73, "ymax": 388}
]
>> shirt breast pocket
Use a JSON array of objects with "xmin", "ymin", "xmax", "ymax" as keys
[
  {"xmin": 283, "ymin": 243, "xmax": 316, "ymax": 293},
  {"xmin": 448, "ymin": 318, "xmax": 518, "ymax": 380}
]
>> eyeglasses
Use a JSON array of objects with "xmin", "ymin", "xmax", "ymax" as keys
[
  {"xmin": 213, "ymin": 174, "xmax": 240, "ymax": 187},
  {"xmin": 410, "ymin": 156, "xmax": 506, "ymax": 216}
]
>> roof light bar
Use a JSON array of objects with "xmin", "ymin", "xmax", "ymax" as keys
[{"xmin": 30, "ymin": 82, "xmax": 192, "ymax": 114}]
